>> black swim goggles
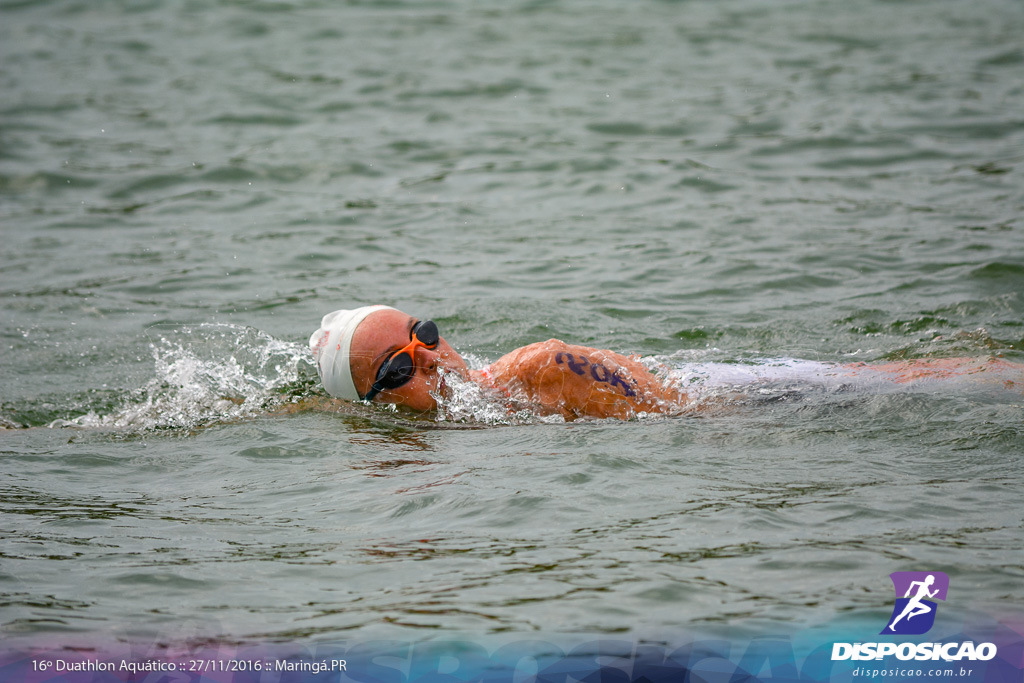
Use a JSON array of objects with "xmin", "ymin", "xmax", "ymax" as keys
[{"xmin": 362, "ymin": 320, "xmax": 440, "ymax": 402}]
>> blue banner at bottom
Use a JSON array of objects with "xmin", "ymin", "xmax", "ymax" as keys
[{"xmin": 2, "ymin": 619, "xmax": 1021, "ymax": 683}]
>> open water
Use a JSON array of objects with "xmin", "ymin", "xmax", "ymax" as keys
[{"xmin": 2, "ymin": 0, "xmax": 1023, "ymax": 662}]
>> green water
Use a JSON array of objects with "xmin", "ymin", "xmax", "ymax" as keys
[{"xmin": 1, "ymin": 0, "xmax": 1023, "ymax": 651}]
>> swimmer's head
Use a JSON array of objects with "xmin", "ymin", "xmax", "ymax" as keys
[{"xmin": 310, "ymin": 306, "xmax": 468, "ymax": 412}]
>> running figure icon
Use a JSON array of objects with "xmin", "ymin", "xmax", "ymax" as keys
[
  {"xmin": 888, "ymin": 575, "xmax": 939, "ymax": 631},
  {"xmin": 882, "ymin": 571, "xmax": 949, "ymax": 635}
]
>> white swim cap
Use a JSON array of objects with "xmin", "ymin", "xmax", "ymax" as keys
[{"xmin": 309, "ymin": 305, "xmax": 395, "ymax": 400}]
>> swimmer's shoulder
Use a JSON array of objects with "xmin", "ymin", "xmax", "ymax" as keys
[
  {"xmin": 520, "ymin": 339, "xmax": 571, "ymax": 353},
  {"xmin": 483, "ymin": 340, "xmax": 570, "ymax": 385},
  {"xmin": 492, "ymin": 339, "xmax": 570, "ymax": 364}
]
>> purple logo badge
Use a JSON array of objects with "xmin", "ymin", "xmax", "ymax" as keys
[{"xmin": 881, "ymin": 571, "xmax": 949, "ymax": 635}]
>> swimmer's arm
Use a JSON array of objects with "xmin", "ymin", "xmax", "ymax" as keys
[
  {"xmin": 480, "ymin": 340, "xmax": 685, "ymax": 420},
  {"xmin": 846, "ymin": 357, "xmax": 1023, "ymax": 385}
]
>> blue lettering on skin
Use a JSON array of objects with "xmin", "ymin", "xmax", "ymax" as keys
[
  {"xmin": 555, "ymin": 352, "xmax": 589, "ymax": 377},
  {"xmin": 555, "ymin": 352, "xmax": 637, "ymax": 398},
  {"xmin": 609, "ymin": 372, "xmax": 637, "ymax": 398}
]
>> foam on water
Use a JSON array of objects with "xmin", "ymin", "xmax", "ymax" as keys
[
  {"xmin": 432, "ymin": 370, "xmax": 550, "ymax": 426},
  {"xmin": 51, "ymin": 324, "xmax": 315, "ymax": 431}
]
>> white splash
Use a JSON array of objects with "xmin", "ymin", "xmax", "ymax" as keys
[
  {"xmin": 431, "ymin": 358, "xmax": 547, "ymax": 426},
  {"xmin": 54, "ymin": 324, "xmax": 314, "ymax": 431}
]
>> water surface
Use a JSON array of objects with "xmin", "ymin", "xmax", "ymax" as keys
[{"xmin": 2, "ymin": 0, "xmax": 1023, "ymax": 653}]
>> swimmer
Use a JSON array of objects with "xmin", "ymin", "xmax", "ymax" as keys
[
  {"xmin": 310, "ymin": 305, "xmax": 683, "ymax": 420},
  {"xmin": 309, "ymin": 305, "xmax": 1024, "ymax": 421}
]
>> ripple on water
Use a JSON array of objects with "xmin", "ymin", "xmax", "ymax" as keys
[{"xmin": 2, "ymin": 0, "xmax": 1023, "ymax": 646}]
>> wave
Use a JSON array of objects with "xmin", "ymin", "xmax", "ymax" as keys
[{"xmin": 50, "ymin": 324, "xmax": 316, "ymax": 432}]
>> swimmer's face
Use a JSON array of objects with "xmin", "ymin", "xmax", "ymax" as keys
[{"xmin": 350, "ymin": 308, "xmax": 469, "ymax": 412}]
